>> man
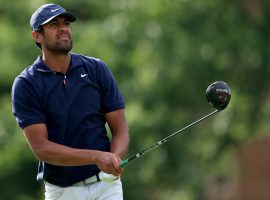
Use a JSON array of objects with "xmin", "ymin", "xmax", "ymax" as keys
[{"xmin": 11, "ymin": 3, "xmax": 129, "ymax": 200}]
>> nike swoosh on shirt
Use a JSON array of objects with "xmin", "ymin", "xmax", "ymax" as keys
[{"xmin": 81, "ymin": 74, "xmax": 88, "ymax": 77}]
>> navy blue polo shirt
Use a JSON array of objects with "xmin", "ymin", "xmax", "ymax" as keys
[{"xmin": 11, "ymin": 53, "xmax": 125, "ymax": 187}]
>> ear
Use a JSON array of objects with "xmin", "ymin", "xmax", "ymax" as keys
[{"xmin": 32, "ymin": 31, "xmax": 42, "ymax": 43}]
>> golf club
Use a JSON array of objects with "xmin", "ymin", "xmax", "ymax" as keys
[{"xmin": 99, "ymin": 81, "xmax": 231, "ymax": 182}]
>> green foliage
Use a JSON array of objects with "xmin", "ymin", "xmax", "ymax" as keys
[{"xmin": 1, "ymin": 0, "xmax": 270, "ymax": 199}]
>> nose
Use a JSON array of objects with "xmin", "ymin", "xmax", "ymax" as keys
[{"xmin": 59, "ymin": 24, "xmax": 70, "ymax": 31}]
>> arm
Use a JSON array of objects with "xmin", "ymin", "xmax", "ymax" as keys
[
  {"xmin": 98, "ymin": 109, "xmax": 129, "ymax": 181},
  {"xmin": 23, "ymin": 123, "xmax": 122, "ymax": 176},
  {"xmin": 105, "ymin": 109, "xmax": 129, "ymax": 160}
]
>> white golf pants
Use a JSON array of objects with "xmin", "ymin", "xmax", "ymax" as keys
[{"xmin": 44, "ymin": 179, "xmax": 123, "ymax": 200}]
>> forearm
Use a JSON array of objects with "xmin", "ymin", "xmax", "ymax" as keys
[
  {"xmin": 23, "ymin": 123, "xmax": 123, "ymax": 176},
  {"xmin": 105, "ymin": 109, "xmax": 130, "ymax": 160},
  {"xmin": 23, "ymin": 124, "xmax": 104, "ymax": 166},
  {"xmin": 34, "ymin": 140, "xmax": 101, "ymax": 166},
  {"xmin": 34, "ymin": 140, "xmax": 123, "ymax": 175},
  {"xmin": 110, "ymin": 131, "xmax": 129, "ymax": 159}
]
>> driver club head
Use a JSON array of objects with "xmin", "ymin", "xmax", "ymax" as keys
[{"xmin": 206, "ymin": 81, "xmax": 231, "ymax": 110}]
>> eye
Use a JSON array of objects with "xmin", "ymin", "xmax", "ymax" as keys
[
  {"xmin": 64, "ymin": 21, "xmax": 71, "ymax": 28},
  {"xmin": 49, "ymin": 21, "xmax": 58, "ymax": 28}
]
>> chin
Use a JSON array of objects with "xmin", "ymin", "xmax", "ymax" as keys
[{"xmin": 54, "ymin": 45, "xmax": 73, "ymax": 53}]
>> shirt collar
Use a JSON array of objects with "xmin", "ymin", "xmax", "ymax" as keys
[{"xmin": 34, "ymin": 53, "xmax": 83, "ymax": 73}]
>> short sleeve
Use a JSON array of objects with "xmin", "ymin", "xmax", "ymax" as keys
[
  {"xmin": 96, "ymin": 60, "xmax": 125, "ymax": 113},
  {"xmin": 11, "ymin": 77, "xmax": 46, "ymax": 129}
]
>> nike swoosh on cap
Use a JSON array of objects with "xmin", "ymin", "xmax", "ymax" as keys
[{"xmin": 51, "ymin": 8, "xmax": 60, "ymax": 12}]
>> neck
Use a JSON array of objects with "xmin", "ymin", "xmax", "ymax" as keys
[{"xmin": 42, "ymin": 50, "xmax": 71, "ymax": 74}]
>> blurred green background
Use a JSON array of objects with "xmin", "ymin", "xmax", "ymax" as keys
[{"xmin": 1, "ymin": 0, "xmax": 270, "ymax": 199}]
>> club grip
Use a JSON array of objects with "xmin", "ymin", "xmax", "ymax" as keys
[{"xmin": 120, "ymin": 159, "xmax": 129, "ymax": 168}]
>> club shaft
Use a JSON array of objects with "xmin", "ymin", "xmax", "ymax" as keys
[{"xmin": 120, "ymin": 109, "xmax": 219, "ymax": 168}]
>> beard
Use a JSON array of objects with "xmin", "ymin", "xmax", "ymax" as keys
[{"xmin": 44, "ymin": 34, "xmax": 73, "ymax": 54}]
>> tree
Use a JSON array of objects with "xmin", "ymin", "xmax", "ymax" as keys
[{"xmin": 1, "ymin": 0, "xmax": 270, "ymax": 199}]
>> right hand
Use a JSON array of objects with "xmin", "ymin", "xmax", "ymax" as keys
[{"xmin": 95, "ymin": 151, "xmax": 123, "ymax": 176}]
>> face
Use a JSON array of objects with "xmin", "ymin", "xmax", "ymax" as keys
[{"xmin": 34, "ymin": 16, "xmax": 73, "ymax": 53}]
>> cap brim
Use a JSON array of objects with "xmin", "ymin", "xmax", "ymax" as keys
[{"xmin": 41, "ymin": 12, "xmax": 76, "ymax": 26}]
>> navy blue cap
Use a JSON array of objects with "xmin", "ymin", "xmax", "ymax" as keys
[{"xmin": 30, "ymin": 4, "xmax": 76, "ymax": 31}]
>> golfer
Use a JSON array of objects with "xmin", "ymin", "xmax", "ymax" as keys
[{"xmin": 11, "ymin": 3, "xmax": 129, "ymax": 200}]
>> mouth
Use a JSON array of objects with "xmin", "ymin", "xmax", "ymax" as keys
[{"xmin": 57, "ymin": 33, "xmax": 71, "ymax": 41}]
